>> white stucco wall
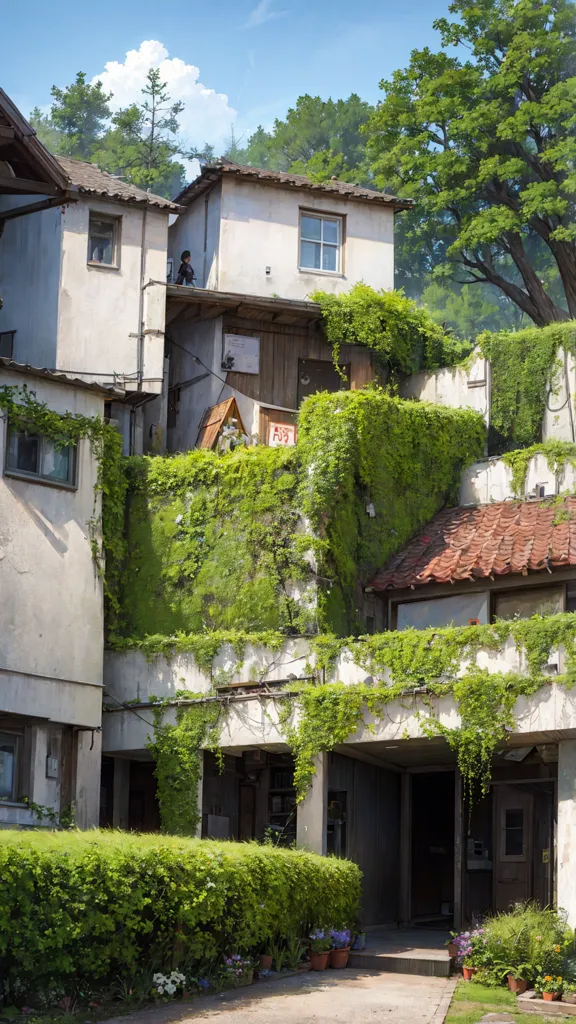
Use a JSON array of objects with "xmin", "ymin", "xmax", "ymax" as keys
[
  {"xmin": 0, "ymin": 370, "xmax": 104, "ymax": 702},
  {"xmin": 58, "ymin": 199, "xmax": 168, "ymax": 393},
  {"xmin": 0, "ymin": 199, "xmax": 62, "ymax": 367},
  {"xmin": 460, "ymin": 452, "xmax": 576, "ymax": 505},
  {"xmin": 169, "ymin": 184, "xmax": 221, "ymax": 289}
]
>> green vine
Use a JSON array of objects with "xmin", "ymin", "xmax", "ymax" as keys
[
  {"xmin": 147, "ymin": 696, "xmax": 222, "ymax": 835},
  {"xmin": 310, "ymin": 283, "xmax": 471, "ymax": 377},
  {"xmin": 502, "ymin": 439, "xmax": 576, "ymax": 496},
  {"xmin": 0, "ymin": 384, "xmax": 126, "ymax": 629}
]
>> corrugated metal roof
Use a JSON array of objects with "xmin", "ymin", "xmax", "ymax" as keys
[
  {"xmin": 57, "ymin": 157, "xmax": 180, "ymax": 211},
  {"xmin": 174, "ymin": 160, "xmax": 412, "ymax": 210},
  {"xmin": 369, "ymin": 498, "xmax": 576, "ymax": 591},
  {"xmin": 0, "ymin": 356, "xmax": 124, "ymax": 395}
]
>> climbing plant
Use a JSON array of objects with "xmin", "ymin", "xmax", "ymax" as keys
[
  {"xmin": 478, "ymin": 322, "xmax": 576, "ymax": 452},
  {"xmin": 310, "ymin": 283, "xmax": 471, "ymax": 377},
  {"xmin": 502, "ymin": 440, "xmax": 576, "ymax": 497},
  {"xmin": 147, "ymin": 697, "xmax": 222, "ymax": 835},
  {"xmin": 0, "ymin": 384, "xmax": 125, "ymax": 626}
]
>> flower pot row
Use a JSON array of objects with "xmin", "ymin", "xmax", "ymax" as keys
[{"xmin": 310, "ymin": 948, "xmax": 351, "ymax": 971}]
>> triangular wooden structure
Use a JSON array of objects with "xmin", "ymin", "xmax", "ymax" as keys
[{"xmin": 195, "ymin": 396, "xmax": 247, "ymax": 450}]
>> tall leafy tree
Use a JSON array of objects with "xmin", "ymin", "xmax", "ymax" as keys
[
  {"xmin": 44, "ymin": 72, "xmax": 112, "ymax": 159},
  {"xmin": 94, "ymin": 69, "xmax": 185, "ymax": 197},
  {"xmin": 365, "ymin": 0, "xmax": 576, "ymax": 325}
]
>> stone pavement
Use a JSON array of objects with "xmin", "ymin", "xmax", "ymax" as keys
[{"xmin": 107, "ymin": 971, "xmax": 456, "ymax": 1024}]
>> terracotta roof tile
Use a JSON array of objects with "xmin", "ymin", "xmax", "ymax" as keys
[
  {"xmin": 57, "ymin": 157, "xmax": 179, "ymax": 210},
  {"xmin": 369, "ymin": 498, "xmax": 576, "ymax": 591}
]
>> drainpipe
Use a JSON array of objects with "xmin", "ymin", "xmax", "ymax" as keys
[
  {"xmin": 202, "ymin": 193, "xmax": 209, "ymax": 287},
  {"xmin": 136, "ymin": 203, "xmax": 148, "ymax": 390}
]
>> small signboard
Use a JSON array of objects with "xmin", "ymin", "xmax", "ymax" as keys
[
  {"xmin": 223, "ymin": 334, "xmax": 260, "ymax": 374},
  {"xmin": 268, "ymin": 422, "xmax": 297, "ymax": 447}
]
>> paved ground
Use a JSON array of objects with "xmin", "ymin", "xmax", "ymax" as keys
[{"xmin": 108, "ymin": 971, "xmax": 456, "ymax": 1024}]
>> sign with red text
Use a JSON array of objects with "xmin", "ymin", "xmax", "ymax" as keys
[{"xmin": 268, "ymin": 422, "xmax": 297, "ymax": 447}]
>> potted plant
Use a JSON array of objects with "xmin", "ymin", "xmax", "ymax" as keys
[
  {"xmin": 446, "ymin": 933, "xmax": 458, "ymax": 958},
  {"xmin": 330, "ymin": 929, "xmax": 351, "ymax": 969},
  {"xmin": 308, "ymin": 930, "xmax": 332, "ymax": 971},
  {"xmin": 540, "ymin": 975, "xmax": 563, "ymax": 1001},
  {"xmin": 563, "ymin": 989, "xmax": 576, "ymax": 1005},
  {"xmin": 222, "ymin": 954, "xmax": 255, "ymax": 988},
  {"xmin": 352, "ymin": 931, "xmax": 366, "ymax": 951},
  {"xmin": 259, "ymin": 948, "xmax": 273, "ymax": 971},
  {"xmin": 506, "ymin": 965, "xmax": 532, "ymax": 995}
]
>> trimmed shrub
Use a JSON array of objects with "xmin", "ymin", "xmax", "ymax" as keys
[{"xmin": 0, "ymin": 830, "xmax": 360, "ymax": 996}]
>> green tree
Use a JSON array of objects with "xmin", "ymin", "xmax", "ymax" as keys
[
  {"xmin": 47, "ymin": 72, "xmax": 112, "ymax": 159},
  {"xmin": 236, "ymin": 94, "xmax": 374, "ymax": 183},
  {"xmin": 365, "ymin": 0, "xmax": 576, "ymax": 325},
  {"xmin": 94, "ymin": 69, "xmax": 185, "ymax": 197},
  {"xmin": 29, "ymin": 107, "xmax": 63, "ymax": 153}
]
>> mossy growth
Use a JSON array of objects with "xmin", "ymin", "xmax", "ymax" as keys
[{"xmin": 111, "ymin": 389, "xmax": 485, "ymax": 639}]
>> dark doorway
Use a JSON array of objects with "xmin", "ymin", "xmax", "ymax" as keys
[
  {"xmin": 128, "ymin": 761, "xmax": 161, "ymax": 832},
  {"xmin": 411, "ymin": 772, "xmax": 455, "ymax": 923},
  {"xmin": 297, "ymin": 359, "xmax": 350, "ymax": 406}
]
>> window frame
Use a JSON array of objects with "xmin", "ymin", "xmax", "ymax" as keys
[
  {"xmin": 298, "ymin": 209, "xmax": 344, "ymax": 276},
  {"xmin": 4, "ymin": 425, "xmax": 78, "ymax": 491},
  {"xmin": 87, "ymin": 212, "xmax": 121, "ymax": 269},
  {"xmin": 491, "ymin": 583, "xmax": 566, "ymax": 622},
  {"xmin": 0, "ymin": 732, "xmax": 20, "ymax": 804}
]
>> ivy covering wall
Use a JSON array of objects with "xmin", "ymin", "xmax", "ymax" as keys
[{"xmin": 112, "ymin": 390, "xmax": 485, "ymax": 639}]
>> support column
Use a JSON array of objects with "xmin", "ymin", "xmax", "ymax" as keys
[
  {"xmin": 296, "ymin": 753, "xmax": 328, "ymax": 854},
  {"xmin": 196, "ymin": 751, "xmax": 205, "ymax": 838},
  {"xmin": 558, "ymin": 740, "xmax": 576, "ymax": 927},
  {"xmin": 74, "ymin": 728, "xmax": 102, "ymax": 829},
  {"xmin": 453, "ymin": 769, "xmax": 464, "ymax": 932},
  {"xmin": 399, "ymin": 773, "xmax": 411, "ymax": 926},
  {"xmin": 112, "ymin": 758, "xmax": 130, "ymax": 829}
]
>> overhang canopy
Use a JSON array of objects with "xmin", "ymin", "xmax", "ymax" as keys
[
  {"xmin": 0, "ymin": 89, "xmax": 70, "ymax": 199},
  {"xmin": 166, "ymin": 284, "xmax": 324, "ymax": 328}
]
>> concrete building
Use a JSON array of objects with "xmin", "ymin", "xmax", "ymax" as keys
[{"xmin": 157, "ymin": 162, "xmax": 409, "ymax": 453}]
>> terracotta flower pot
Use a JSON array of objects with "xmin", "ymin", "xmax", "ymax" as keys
[
  {"xmin": 447, "ymin": 943, "xmax": 458, "ymax": 957},
  {"xmin": 543, "ymin": 991, "xmax": 560, "ymax": 1001},
  {"xmin": 310, "ymin": 951, "xmax": 330, "ymax": 971},
  {"xmin": 330, "ymin": 947, "xmax": 350, "ymax": 969},
  {"xmin": 463, "ymin": 966, "xmax": 477, "ymax": 981},
  {"xmin": 259, "ymin": 955, "xmax": 273, "ymax": 970},
  {"xmin": 507, "ymin": 976, "xmax": 528, "ymax": 994}
]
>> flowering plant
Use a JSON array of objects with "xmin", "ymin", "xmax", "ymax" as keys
[
  {"xmin": 152, "ymin": 971, "xmax": 186, "ymax": 998},
  {"xmin": 451, "ymin": 929, "xmax": 486, "ymax": 967},
  {"xmin": 309, "ymin": 929, "xmax": 333, "ymax": 954},
  {"xmin": 331, "ymin": 929, "xmax": 351, "ymax": 949},
  {"xmin": 539, "ymin": 974, "xmax": 563, "ymax": 994},
  {"xmin": 222, "ymin": 954, "xmax": 254, "ymax": 980}
]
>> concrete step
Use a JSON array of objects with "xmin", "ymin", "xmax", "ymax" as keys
[{"xmin": 348, "ymin": 949, "xmax": 451, "ymax": 977}]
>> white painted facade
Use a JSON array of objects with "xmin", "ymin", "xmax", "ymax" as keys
[
  {"xmin": 0, "ymin": 366, "xmax": 104, "ymax": 828},
  {"xmin": 0, "ymin": 194, "xmax": 169, "ymax": 395},
  {"xmin": 169, "ymin": 175, "xmax": 395, "ymax": 300}
]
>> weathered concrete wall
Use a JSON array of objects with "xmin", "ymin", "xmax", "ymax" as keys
[
  {"xmin": 169, "ymin": 184, "xmax": 221, "ymax": 289},
  {"xmin": 460, "ymin": 452, "xmax": 576, "ymax": 505},
  {"xmin": 167, "ymin": 316, "xmax": 224, "ymax": 452},
  {"xmin": 58, "ymin": 199, "xmax": 167, "ymax": 393},
  {"xmin": 0, "ymin": 200, "xmax": 62, "ymax": 367},
  {"xmin": 558, "ymin": 739, "xmax": 576, "ymax": 926}
]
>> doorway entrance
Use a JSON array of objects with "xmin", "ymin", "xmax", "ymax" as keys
[
  {"xmin": 411, "ymin": 771, "xmax": 455, "ymax": 924},
  {"xmin": 492, "ymin": 783, "xmax": 554, "ymax": 912}
]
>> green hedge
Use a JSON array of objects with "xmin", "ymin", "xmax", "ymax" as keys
[{"xmin": 0, "ymin": 830, "xmax": 360, "ymax": 995}]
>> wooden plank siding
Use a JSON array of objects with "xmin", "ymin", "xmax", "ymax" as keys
[{"xmin": 222, "ymin": 314, "xmax": 379, "ymax": 413}]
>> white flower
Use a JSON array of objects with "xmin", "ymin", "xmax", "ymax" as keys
[{"xmin": 206, "ymin": 881, "xmax": 216, "ymax": 889}]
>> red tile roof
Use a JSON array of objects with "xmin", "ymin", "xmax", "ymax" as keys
[{"xmin": 368, "ymin": 498, "xmax": 576, "ymax": 591}]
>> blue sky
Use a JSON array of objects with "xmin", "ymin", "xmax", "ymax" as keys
[{"xmin": 4, "ymin": 0, "xmax": 456, "ymax": 151}]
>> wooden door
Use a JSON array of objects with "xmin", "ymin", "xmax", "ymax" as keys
[
  {"xmin": 297, "ymin": 359, "xmax": 350, "ymax": 406},
  {"xmin": 493, "ymin": 786, "xmax": 534, "ymax": 912}
]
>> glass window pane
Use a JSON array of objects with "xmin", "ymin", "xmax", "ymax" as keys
[
  {"xmin": 0, "ymin": 741, "xmax": 16, "ymax": 801},
  {"xmin": 89, "ymin": 218, "xmax": 115, "ymax": 264},
  {"xmin": 301, "ymin": 216, "xmax": 321, "ymax": 241},
  {"xmin": 495, "ymin": 586, "xmax": 564, "ymax": 621},
  {"xmin": 323, "ymin": 219, "xmax": 339, "ymax": 244},
  {"xmin": 505, "ymin": 808, "xmax": 524, "ymax": 855},
  {"xmin": 322, "ymin": 245, "xmax": 338, "ymax": 272},
  {"xmin": 7, "ymin": 432, "xmax": 39, "ymax": 474},
  {"xmin": 300, "ymin": 240, "xmax": 321, "ymax": 269},
  {"xmin": 41, "ymin": 439, "xmax": 72, "ymax": 482}
]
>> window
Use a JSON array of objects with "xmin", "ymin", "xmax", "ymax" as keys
[
  {"xmin": 299, "ymin": 213, "xmax": 342, "ymax": 273},
  {"xmin": 6, "ymin": 429, "xmax": 76, "ymax": 487},
  {"xmin": 0, "ymin": 734, "xmax": 18, "ymax": 802},
  {"xmin": 88, "ymin": 213, "xmax": 119, "ymax": 266},
  {"xmin": 504, "ymin": 808, "xmax": 524, "ymax": 856},
  {"xmin": 494, "ymin": 585, "xmax": 564, "ymax": 621}
]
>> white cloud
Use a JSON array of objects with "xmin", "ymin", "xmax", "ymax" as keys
[
  {"xmin": 91, "ymin": 40, "xmax": 237, "ymax": 175},
  {"xmin": 244, "ymin": 0, "xmax": 286, "ymax": 28}
]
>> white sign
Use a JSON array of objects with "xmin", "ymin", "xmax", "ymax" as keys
[
  {"xmin": 223, "ymin": 334, "xmax": 260, "ymax": 375},
  {"xmin": 268, "ymin": 422, "xmax": 297, "ymax": 447}
]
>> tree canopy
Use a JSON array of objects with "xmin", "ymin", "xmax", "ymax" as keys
[{"xmin": 365, "ymin": 0, "xmax": 576, "ymax": 326}]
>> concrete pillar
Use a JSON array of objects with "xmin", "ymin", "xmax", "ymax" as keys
[
  {"xmin": 196, "ymin": 750, "xmax": 204, "ymax": 838},
  {"xmin": 399, "ymin": 773, "xmax": 411, "ymax": 925},
  {"xmin": 558, "ymin": 740, "xmax": 576, "ymax": 926},
  {"xmin": 74, "ymin": 728, "xmax": 102, "ymax": 829},
  {"xmin": 112, "ymin": 758, "xmax": 130, "ymax": 829},
  {"xmin": 296, "ymin": 753, "xmax": 328, "ymax": 854}
]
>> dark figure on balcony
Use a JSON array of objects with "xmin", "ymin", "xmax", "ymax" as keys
[{"xmin": 176, "ymin": 251, "xmax": 195, "ymax": 286}]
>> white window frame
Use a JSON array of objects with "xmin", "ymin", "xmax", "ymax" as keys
[
  {"xmin": 5, "ymin": 426, "xmax": 78, "ymax": 490},
  {"xmin": 299, "ymin": 211, "xmax": 343, "ymax": 276},
  {"xmin": 87, "ymin": 212, "xmax": 121, "ymax": 269}
]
